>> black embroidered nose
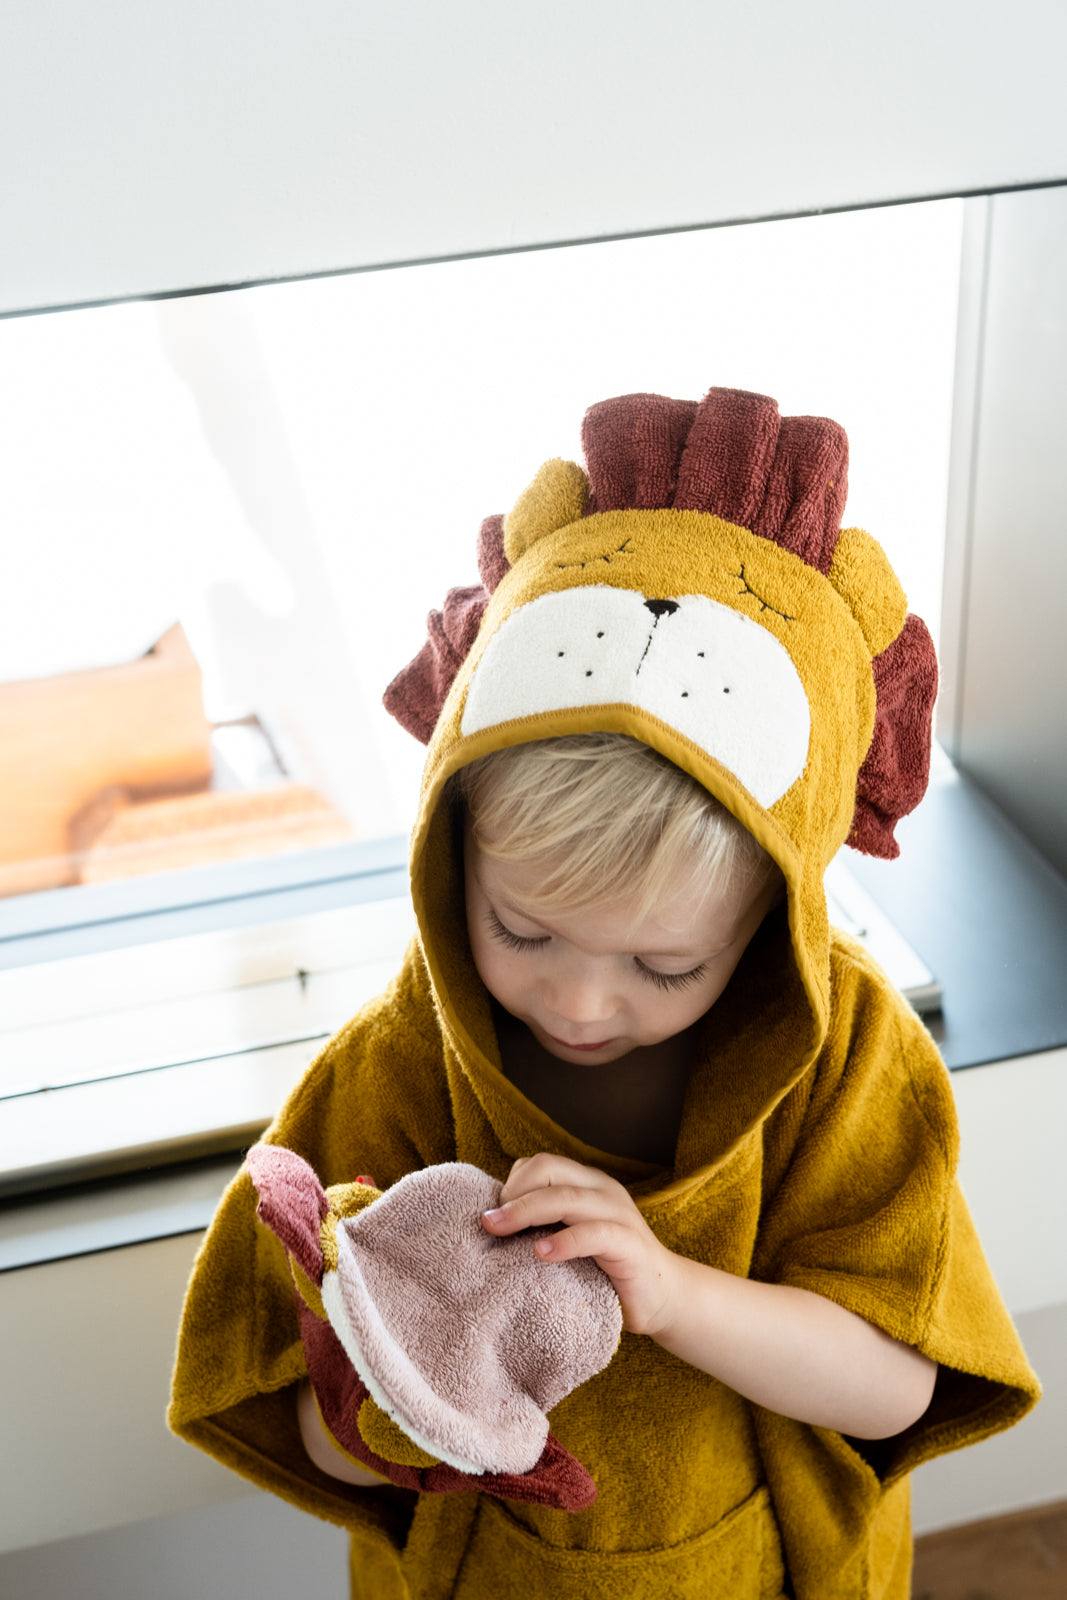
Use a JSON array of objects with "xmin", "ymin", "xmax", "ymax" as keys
[{"xmin": 644, "ymin": 599, "xmax": 679, "ymax": 618}]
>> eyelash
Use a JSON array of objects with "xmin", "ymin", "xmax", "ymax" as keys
[{"xmin": 485, "ymin": 908, "xmax": 708, "ymax": 991}]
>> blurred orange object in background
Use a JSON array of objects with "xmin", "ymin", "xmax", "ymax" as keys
[{"xmin": 0, "ymin": 621, "xmax": 353, "ymax": 899}]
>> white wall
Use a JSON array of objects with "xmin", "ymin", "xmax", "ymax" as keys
[{"xmin": 1, "ymin": 0, "xmax": 1065, "ymax": 317}]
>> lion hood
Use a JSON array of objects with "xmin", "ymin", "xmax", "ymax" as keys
[{"xmin": 383, "ymin": 385, "xmax": 939, "ymax": 1194}]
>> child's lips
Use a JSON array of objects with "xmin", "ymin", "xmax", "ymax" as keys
[{"xmin": 545, "ymin": 1030, "xmax": 616, "ymax": 1051}]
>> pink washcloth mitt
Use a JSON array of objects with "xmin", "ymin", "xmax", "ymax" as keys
[{"xmin": 245, "ymin": 1143, "xmax": 624, "ymax": 1510}]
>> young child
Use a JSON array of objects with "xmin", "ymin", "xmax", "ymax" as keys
[{"xmin": 168, "ymin": 385, "xmax": 1042, "ymax": 1600}]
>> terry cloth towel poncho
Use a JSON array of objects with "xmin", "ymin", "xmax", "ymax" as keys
[{"xmin": 168, "ymin": 385, "xmax": 1043, "ymax": 1600}]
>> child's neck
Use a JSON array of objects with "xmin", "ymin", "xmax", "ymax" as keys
[{"xmin": 489, "ymin": 998, "xmax": 700, "ymax": 1167}]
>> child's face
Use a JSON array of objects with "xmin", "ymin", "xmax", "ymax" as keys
[{"xmin": 462, "ymin": 811, "xmax": 779, "ymax": 1067}]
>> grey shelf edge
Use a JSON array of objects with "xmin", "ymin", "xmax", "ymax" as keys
[
  {"xmin": 0, "ymin": 1153, "xmax": 251, "ymax": 1274},
  {"xmin": 844, "ymin": 768, "xmax": 1067, "ymax": 1072}
]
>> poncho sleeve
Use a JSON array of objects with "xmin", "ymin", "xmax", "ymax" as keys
[
  {"xmin": 746, "ymin": 951, "xmax": 1043, "ymax": 1596},
  {"xmin": 751, "ymin": 949, "xmax": 1043, "ymax": 1488},
  {"xmin": 166, "ymin": 939, "xmax": 454, "ymax": 1549}
]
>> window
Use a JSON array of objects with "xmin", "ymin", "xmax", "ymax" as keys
[{"xmin": 0, "ymin": 197, "xmax": 965, "ymax": 1192}]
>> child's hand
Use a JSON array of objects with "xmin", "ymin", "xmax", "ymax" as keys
[{"xmin": 480, "ymin": 1152, "xmax": 681, "ymax": 1338}]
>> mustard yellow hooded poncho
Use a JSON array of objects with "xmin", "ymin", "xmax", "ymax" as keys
[{"xmin": 168, "ymin": 387, "xmax": 1043, "ymax": 1600}]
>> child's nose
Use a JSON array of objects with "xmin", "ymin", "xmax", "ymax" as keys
[{"xmin": 544, "ymin": 976, "xmax": 617, "ymax": 1028}]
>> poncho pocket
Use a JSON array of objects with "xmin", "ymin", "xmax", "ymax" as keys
[{"xmin": 447, "ymin": 1481, "xmax": 788, "ymax": 1600}]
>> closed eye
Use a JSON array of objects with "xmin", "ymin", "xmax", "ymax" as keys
[
  {"xmin": 736, "ymin": 563, "xmax": 795, "ymax": 622},
  {"xmin": 554, "ymin": 536, "xmax": 636, "ymax": 571},
  {"xmin": 484, "ymin": 907, "xmax": 708, "ymax": 991}
]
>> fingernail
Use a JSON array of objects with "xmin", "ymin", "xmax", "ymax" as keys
[
  {"xmin": 534, "ymin": 1239, "xmax": 554, "ymax": 1255},
  {"xmin": 483, "ymin": 1207, "xmax": 504, "ymax": 1220}
]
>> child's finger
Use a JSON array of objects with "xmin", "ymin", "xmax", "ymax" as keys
[
  {"xmin": 498, "ymin": 1153, "xmax": 620, "ymax": 1207},
  {"xmin": 482, "ymin": 1182, "xmax": 611, "ymax": 1235},
  {"xmin": 528, "ymin": 1218, "xmax": 633, "ymax": 1266}
]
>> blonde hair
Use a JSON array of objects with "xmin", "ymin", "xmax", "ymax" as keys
[{"xmin": 446, "ymin": 732, "xmax": 781, "ymax": 928}]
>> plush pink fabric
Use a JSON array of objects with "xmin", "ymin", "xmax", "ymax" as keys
[
  {"xmin": 246, "ymin": 1141, "xmax": 328, "ymax": 1285},
  {"xmin": 246, "ymin": 1144, "xmax": 621, "ymax": 1506},
  {"xmin": 299, "ymin": 1301, "xmax": 599, "ymax": 1510},
  {"xmin": 325, "ymin": 1161, "xmax": 621, "ymax": 1478}
]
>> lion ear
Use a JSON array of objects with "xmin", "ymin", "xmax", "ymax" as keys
[
  {"xmin": 502, "ymin": 458, "xmax": 590, "ymax": 564},
  {"xmin": 828, "ymin": 527, "xmax": 908, "ymax": 659}
]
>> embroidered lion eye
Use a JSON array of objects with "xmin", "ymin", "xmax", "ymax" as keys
[
  {"xmin": 554, "ymin": 537, "xmax": 636, "ymax": 571},
  {"xmin": 736, "ymin": 563, "xmax": 795, "ymax": 623}
]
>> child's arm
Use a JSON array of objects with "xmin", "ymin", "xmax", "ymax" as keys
[
  {"xmin": 649, "ymin": 1255, "xmax": 938, "ymax": 1440},
  {"xmin": 295, "ymin": 1379, "xmax": 395, "ymax": 1488}
]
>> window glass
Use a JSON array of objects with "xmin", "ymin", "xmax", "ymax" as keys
[{"xmin": 0, "ymin": 198, "xmax": 963, "ymax": 910}]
